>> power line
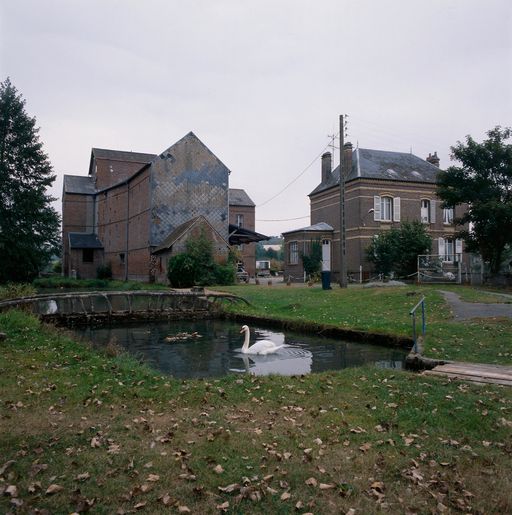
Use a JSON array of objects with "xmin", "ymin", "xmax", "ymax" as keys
[
  {"xmin": 256, "ymin": 215, "xmax": 309, "ymax": 222},
  {"xmin": 256, "ymin": 134, "xmax": 339, "ymax": 208}
]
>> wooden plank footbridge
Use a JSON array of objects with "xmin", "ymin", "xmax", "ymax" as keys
[
  {"xmin": 409, "ymin": 294, "xmax": 512, "ymax": 387},
  {"xmin": 422, "ymin": 362, "xmax": 512, "ymax": 386}
]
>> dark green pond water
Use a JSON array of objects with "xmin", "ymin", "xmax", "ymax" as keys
[{"xmin": 75, "ymin": 319, "xmax": 407, "ymax": 378}]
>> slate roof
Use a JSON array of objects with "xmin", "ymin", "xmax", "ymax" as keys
[
  {"xmin": 91, "ymin": 148, "xmax": 157, "ymax": 164},
  {"xmin": 63, "ymin": 175, "xmax": 96, "ymax": 195},
  {"xmin": 309, "ymin": 148, "xmax": 441, "ymax": 196},
  {"xmin": 69, "ymin": 232, "xmax": 103, "ymax": 249},
  {"xmin": 229, "ymin": 188, "xmax": 255, "ymax": 207},
  {"xmin": 282, "ymin": 222, "xmax": 333, "ymax": 235}
]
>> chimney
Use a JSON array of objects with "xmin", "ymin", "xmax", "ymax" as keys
[
  {"xmin": 321, "ymin": 152, "xmax": 332, "ymax": 183},
  {"xmin": 343, "ymin": 142, "xmax": 353, "ymax": 177},
  {"xmin": 426, "ymin": 151, "xmax": 440, "ymax": 167}
]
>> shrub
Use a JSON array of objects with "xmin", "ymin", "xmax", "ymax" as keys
[
  {"xmin": 96, "ymin": 262, "xmax": 112, "ymax": 280},
  {"xmin": 366, "ymin": 221, "xmax": 432, "ymax": 277},
  {"xmin": 0, "ymin": 283, "xmax": 37, "ymax": 301},
  {"xmin": 214, "ymin": 264, "xmax": 236, "ymax": 285},
  {"xmin": 53, "ymin": 260, "xmax": 62, "ymax": 274},
  {"xmin": 167, "ymin": 231, "xmax": 235, "ymax": 287},
  {"xmin": 301, "ymin": 240, "xmax": 322, "ymax": 280}
]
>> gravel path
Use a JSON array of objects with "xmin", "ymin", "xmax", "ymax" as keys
[{"xmin": 439, "ymin": 290, "xmax": 512, "ymax": 320}]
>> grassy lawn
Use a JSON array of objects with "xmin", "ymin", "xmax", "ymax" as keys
[
  {"xmin": 215, "ymin": 284, "xmax": 512, "ymax": 365},
  {"xmin": 1, "ymin": 310, "xmax": 511, "ymax": 514}
]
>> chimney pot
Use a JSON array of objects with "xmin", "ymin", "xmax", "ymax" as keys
[
  {"xmin": 426, "ymin": 151, "xmax": 440, "ymax": 167},
  {"xmin": 343, "ymin": 142, "xmax": 353, "ymax": 177},
  {"xmin": 321, "ymin": 152, "xmax": 332, "ymax": 183}
]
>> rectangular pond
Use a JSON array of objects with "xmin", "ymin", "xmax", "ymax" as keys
[{"xmin": 74, "ymin": 319, "xmax": 408, "ymax": 378}]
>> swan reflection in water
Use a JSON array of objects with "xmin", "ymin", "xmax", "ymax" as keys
[{"xmin": 232, "ymin": 328, "xmax": 313, "ymax": 375}]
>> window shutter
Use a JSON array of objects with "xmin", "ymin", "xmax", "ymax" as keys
[
  {"xmin": 430, "ymin": 199, "xmax": 436, "ymax": 224},
  {"xmin": 373, "ymin": 196, "xmax": 381, "ymax": 221},
  {"xmin": 393, "ymin": 197, "xmax": 401, "ymax": 222},
  {"xmin": 438, "ymin": 237, "xmax": 445, "ymax": 257},
  {"xmin": 455, "ymin": 238, "xmax": 463, "ymax": 255}
]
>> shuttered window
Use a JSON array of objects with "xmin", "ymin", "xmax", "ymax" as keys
[
  {"xmin": 421, "ymin": 199, "xmax": 430, "ymax": 223},
  {"xmin": 421, "ymin": 199, "xmax": 436, "ymax": 224},
  {"xmin": 374, "ymin": 195, "xmax": 400, "ymax": 222}
]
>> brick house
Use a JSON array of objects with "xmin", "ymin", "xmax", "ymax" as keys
[
  {"xmin": 283, "ymin": 144, "xmax": 465, "ymax": 281},
  {"xmin": 62, "ymin": 132, "xmax": 266, "ymax": 281}
]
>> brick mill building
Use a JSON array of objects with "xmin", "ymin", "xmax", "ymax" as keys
[
  {"xmin": 283, "ymin": 144, "xmax": 465, "ymax": 281},
  {"xmin": 62, "ymin": 132, "xmax": 266, "ymax": 282}
]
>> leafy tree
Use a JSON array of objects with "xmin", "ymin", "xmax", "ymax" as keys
[
  {"xmin": 367, "ymin": 221, "xmax": 432, "ymax": 277},
  {"xmin": 301, "ymin": 240, "xmax": 323, "ymax": 279},
  {"xmin": 0, "ymin": 78, "xmax": 60, "ymax": 283},
  {"xmin": 437, "ymin": 126, "xmax": 512, "ymax": 274},
  {"xmin": 167, "ymin": 230, "xmax": 235, "ymax": 287}
]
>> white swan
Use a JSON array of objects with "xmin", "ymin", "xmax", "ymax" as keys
[{"xmin": 239, "ymin": 325, "xmax": 284, "ymax": 355}]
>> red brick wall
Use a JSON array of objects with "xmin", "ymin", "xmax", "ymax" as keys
[
  {"xmin": 97, "ymin": 168, "xmax": 151, "ymax": 280},
  {"xmin": 92, "ymin": 157, "xmax": 148, "ymax": 191},
  {"xmin": 62, "ymin": 193, "xmax": 95, "ymax": 275},
  {"xmin": 310, "ymin": 178, "xmax": 468, "ymax": 279},
  {"xmin": 229, "ymin": 204, "xmax": 256, "ymax": 277}
]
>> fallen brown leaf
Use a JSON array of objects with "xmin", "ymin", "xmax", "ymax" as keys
[{"xmin": 46, "ymin": 484, "xmax": 64, "ymax": 495}]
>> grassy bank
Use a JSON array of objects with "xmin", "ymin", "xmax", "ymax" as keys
[
  {"xmin": 1, "ymin": 310, "xmax": 511, "ymax": 514},
  {"xmin": 215, "ymin": 284, "xmax": 512, "ymax": 365}
]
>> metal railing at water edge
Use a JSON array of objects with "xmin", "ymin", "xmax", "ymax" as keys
[{"xmin": 410, "ymin": 296, "xmax": 426, "ymax": 353}]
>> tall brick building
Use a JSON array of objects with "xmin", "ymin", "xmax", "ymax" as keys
[
  {"xmin": 283, "ymin": 144, "xmax": 465, "ymax": 281},
  {"xmin": 62, "ymin": 132, "xmax": 266, "ymax": 281}
]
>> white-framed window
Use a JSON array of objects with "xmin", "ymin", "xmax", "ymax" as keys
[
  {"xmin": 381, "ymin": 196, "xmax": 393, "ymax": 221},
  {"xmin": 420, "ymin": 199, "xmax": 436, "ymax": 224},
  {"xmin": 439, "ymin": 237, "xmax": 463, "ymax": 262},
  {"xmin": 374, "ymin": 195, "xmax": 400, "ymax": 222},
  {"xmin": 236, "ymin": 214, "xmax": 244, "ymax": 228},
  {"xmin": 443, "ymin": 207, "xmax": 454, "ymax": 224},
  {"xmin": 289, "ymin": 241, "xmax": 299, "ymax": 265},
  {"xmin": 421, "ymin": 199, "xmax": 430, "ymax": 223}
]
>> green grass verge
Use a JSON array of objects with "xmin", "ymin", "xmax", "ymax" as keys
[
  {"xmin": 214, "ymin": 284, "xmax": 512, "ymax": 364},
  {"xmin": 0, "ymin": 310, "xmax": 511, "ymax": 514}
]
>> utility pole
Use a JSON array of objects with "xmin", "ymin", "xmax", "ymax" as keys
[{"xmin": 339, "ymin": 114, "xmax": 347, "ymax": 288}]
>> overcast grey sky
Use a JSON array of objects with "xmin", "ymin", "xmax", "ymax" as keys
[{"xmin": 1, "ymin": 0, "xmax": 511, "ymax": 236}]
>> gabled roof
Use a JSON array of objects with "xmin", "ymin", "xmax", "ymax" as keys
[
  {"xmin": 309, "ymin": 147, "xmax": 441, "ymax": 196},
  {"xmin": 63, "ymin": 175, "xmax": 96, "ymax": 195},
  {"xmin": 152, "ymin": 215, "xmax": 229, "ymax": 254},
  {"xmin": 91, "ymin": 148, "xmax": 157, "ymax": 164},
  {"xmin": 282, "ymin": 222, "xmax": 333, "ymax": 236},
  {"xmin": 69, "ymin": 232, "xmax": 103, "ymax": 249},
  {"xmin": 89, "ymin": 148, "xmax": 156, "ymax": 176},
  {"xmin": 229, "ymin": 188, "xmax": 255, "ymax": 207}
]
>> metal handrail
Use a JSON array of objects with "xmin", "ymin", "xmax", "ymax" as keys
[{"xmin": 409, "ymin": 296, "xmax": 426, "ymax": 353}]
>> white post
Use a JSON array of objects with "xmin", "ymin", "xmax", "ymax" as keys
[{"xmin": 359, "ymin": 265, "xmax": 362, "ymax": 283}]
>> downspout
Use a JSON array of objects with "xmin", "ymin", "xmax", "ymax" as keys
[{"xmin": 125, "ymin": 182, "xmax": 130, "ymax": 281}]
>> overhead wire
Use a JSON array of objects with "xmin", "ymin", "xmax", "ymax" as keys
[{"xmin": 256, "ymin": 133, "xmax": 339, "ymax": 208}]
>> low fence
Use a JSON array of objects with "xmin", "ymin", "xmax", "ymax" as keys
[{"xmin": 0, "ymin": 290, "xmax": 245, "ymax": 324}]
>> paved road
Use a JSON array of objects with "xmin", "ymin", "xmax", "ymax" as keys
[{"xmin": 440, "ymin": 290, "xmax": 512, "ymax": 320}]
